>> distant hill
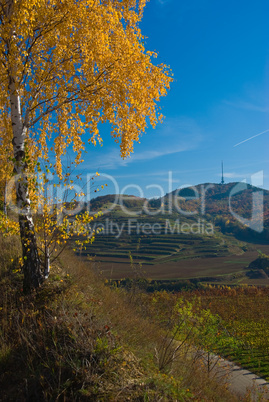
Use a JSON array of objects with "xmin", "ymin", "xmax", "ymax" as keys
[
  {"xmin": 86, "ymin": 182, "xmax": 269, "ymax": 241},
  {"xmin": 74, "ymin": 182, "xmax": 269, "ymax": 283},
  {"xmin": 160, "ymin": 182, "xmax": 269, "ymax": 242},
  {"xmin": 163, "ymin": 182, "xmax": 269, "ymax": 217},
  {"xmin": 88, "ymin": 194, "xmax": 146, "ymax": 212}
]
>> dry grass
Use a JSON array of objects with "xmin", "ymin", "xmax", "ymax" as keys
[{"xmin": 0, "ymin": 237, "xmax": 243, "ymax": 401}]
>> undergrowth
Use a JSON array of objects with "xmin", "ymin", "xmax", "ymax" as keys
[{"xmin": 0, "ymin": 235, "xmax": 240, "ymax": 401}]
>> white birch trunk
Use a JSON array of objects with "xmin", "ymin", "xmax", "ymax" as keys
[
  {"xmin": 9, "ymin": 76, "xmax": 43, "ymax": 292},
  {"xmin": 44, "ymin": 242, "xmax": 50, "ymax": 279}
]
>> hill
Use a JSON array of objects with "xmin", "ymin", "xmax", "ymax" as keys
[
  {"xmin": 159, "ymin": 182, "xmax": 269, "ymax": 243},
  {"xmin": 73, "ymin": 182, "xmax": 269, "ymax": 285}
]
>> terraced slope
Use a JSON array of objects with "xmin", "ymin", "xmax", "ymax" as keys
[
  {"xmin": 71, "ymin": 183, "xmax": 269, "ymax": 281},
  {"xmin": 79, "ymin": 213, "xmax": 240, "ymax": 265}
]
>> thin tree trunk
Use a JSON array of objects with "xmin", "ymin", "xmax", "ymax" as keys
[
  {"xmin": 3, "ymin": 179, "xmax": 7, "ymax": 215},
  {"xmin": 44, "ymin": 241, "xmax": 50, "ymax": 279},
  {"xmin": 9, "ymin": 76, "xmax": 43, "ymax": 293},
  {"xmin": 19, "ymin": 213, "xmax": 43, "ymax": 292}
]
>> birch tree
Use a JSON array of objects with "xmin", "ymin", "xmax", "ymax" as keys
[{"xmin": 0, "ymin": 0, "xmax": 171, "ymax": 292}]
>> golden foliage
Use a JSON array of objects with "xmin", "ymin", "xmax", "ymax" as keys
[{"xmin": 0, "ymin": 0, "xmax": 172, "ymax": 177}]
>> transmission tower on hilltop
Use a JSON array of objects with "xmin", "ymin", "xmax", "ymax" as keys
[{"xmin": 220, "ymin": 161, "xmax": 224, "ymax": 185}]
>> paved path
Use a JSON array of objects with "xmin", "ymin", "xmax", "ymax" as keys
[
  {"xmin": 201, "ymin": 352, "xmax": 269, "ymax": 400},
  {"xmin": 170, "ymin": 339, "xmax": 269, "ymax": 400}
]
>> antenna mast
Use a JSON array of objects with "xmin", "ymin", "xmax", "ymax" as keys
[{"xmin": 221, "ymin": 161, "xmax": 224, "ymax": 185}]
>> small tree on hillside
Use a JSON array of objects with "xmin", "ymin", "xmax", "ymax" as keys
[
  {"xmin": 0, "ymin": 0, "xmax": 172, "ymax": 292},
  {"xmin": 35, "ymin": 169, "xmax": 103, "ymax": 279}
]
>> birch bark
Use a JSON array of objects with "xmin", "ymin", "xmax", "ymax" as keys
[{"xmin": 9, "ymin": 76, "xmax": 43, "ymax": 292}]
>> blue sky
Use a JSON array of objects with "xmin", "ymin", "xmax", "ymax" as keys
[{"xmin": 78, "ymin": 0, "xmax": 269, "ymax": 199}]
